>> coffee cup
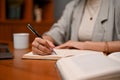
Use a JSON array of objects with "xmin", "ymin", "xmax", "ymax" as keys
[{"xmin": 13, "ymin": 33, "xmax": 29, "ymax": 49}]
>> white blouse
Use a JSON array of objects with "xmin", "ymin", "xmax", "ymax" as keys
[{"xmin": 78, "ymin": 0, "xmax": 102, "ymax": 41}]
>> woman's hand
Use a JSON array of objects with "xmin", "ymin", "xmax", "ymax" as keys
[
  {"xmin": 55, "ymin": 40, "xmax": 86, "ymax": 50},
  {"xmin": 32, "ymin": 37, "xmax": 55, "ymax": 55}
]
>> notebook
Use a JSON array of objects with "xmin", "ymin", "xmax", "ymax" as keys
[
  {"xmin": 22, "ymin": 49, "xmax": 103, "ymax": 60},
  {"xmin": 0, "ymin": 43, "xmax": 13, "ymax": 59},
  {"xmin": 56, "ymin": 52, "xmax": 120, "ymax": 80}
]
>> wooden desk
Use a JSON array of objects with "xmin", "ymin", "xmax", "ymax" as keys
[{"xmin": 0, "ymin": 42, "xmax": 62, "ymax": 80}]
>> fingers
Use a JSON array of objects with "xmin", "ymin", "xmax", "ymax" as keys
[
  {"xmin": 32, "ymin": 46, "xmax": 51, "ymax": 55},
  {"xmin": 32, "ymin": 37, "xmax": 54, "ymax": 55}
]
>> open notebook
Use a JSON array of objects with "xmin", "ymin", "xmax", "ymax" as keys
[
  {"xmin": 22, "ymin": 49, "xmax": 103, "ymax": 60},
  {"xmin": 56, "ymin": 52, "xmax": 120, "ymax": 80}
]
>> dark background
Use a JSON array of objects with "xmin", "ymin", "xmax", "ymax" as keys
[{"xmin": 54, "ymin": 0, "xmax": 71, "ymax": 20}]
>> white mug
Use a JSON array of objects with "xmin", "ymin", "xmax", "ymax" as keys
[{"xmin": 13, "ymin": 33, "xmax": 29, "ymax": 49}]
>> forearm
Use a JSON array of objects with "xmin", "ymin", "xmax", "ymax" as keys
[{"xmin": 84, "ymin": 41, "xmax": 120, "ymax": 54}]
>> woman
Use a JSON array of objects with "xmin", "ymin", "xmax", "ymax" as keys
[{"xmin": 32, "ymin": 0, "xmax": 120, "ymax": 55}]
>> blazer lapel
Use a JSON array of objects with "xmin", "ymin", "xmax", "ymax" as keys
[
  {"xmin": 71, "ymin": 0, "xmax": 86, "ymax": 41},
  {"xmin": 99, "ymin": 0, "xmax": 109, "ymax": 23},
  {"xmin": 92, "ymin": 0, "xmax": 110, "ymax": 41}
]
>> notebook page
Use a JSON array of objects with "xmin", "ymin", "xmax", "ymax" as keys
[
  {"xmin": 57, "ymin": 53, "xmax": 120, "ymax": 80},
  {"xmin": 54, "ymin": 49, "xmax": 103, "ymax": 57},
  {"xmin": 108, "ymin": 52, "xmax": 120, "ymax": 62}
]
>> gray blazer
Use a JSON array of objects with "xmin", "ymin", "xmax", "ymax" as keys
[{"xmin": 45, "ymin": 0, "xmax": 120, "ymax": 45}]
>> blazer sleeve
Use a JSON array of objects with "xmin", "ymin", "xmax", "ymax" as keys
[
  {"xmin": 115, "ymin": 0, "xmax": 120, "ymax": 40},
  {"xmin": 44, "ymin": 1, "xmax": 77, "ymax": 45}
]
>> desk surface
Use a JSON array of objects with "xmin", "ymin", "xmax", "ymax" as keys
[{"xmin": 0, "ymin": 42, "xmax": 62, "ymax": 80}]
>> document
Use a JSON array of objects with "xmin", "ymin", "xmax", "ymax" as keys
[
  {"xmin": 22, "ymin": 49, "xmax": 103, "ymax": 60},
  {"xmin": 56, "ymin": 52, "xmax": 120, "ymax": 80}
]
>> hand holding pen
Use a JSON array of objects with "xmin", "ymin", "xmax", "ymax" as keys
[{"xmin": 27, "ymin": 24, "xmax": 55, "ymax": 55}]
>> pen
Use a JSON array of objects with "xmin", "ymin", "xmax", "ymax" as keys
[
  {"xmin": 27, "ymin": 24, "xmax": 57, "ymax": 54},
  {"xmin": 27, "ymin": 24, "xmax": 42, "ymax": 38}
]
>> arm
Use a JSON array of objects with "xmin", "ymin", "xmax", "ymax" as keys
[
  {"xmin": 31, "ymin": 1, "xmax": 77, "ymax": 55},
  {"xmin": 44, "ymin": 1, "xmax": 76, "ymax": 45},
  {"xmin": 55, "ymin": 41, "xmax": 120, "ymax": 55},
  {"xmin": 85, "ymin": 41, "xmax": 120, "ymax": 55}
]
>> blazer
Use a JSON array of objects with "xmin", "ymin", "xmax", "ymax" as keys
[{"xmin": 45, "ymin": 0, "xmax": 120, "ymax": 45}]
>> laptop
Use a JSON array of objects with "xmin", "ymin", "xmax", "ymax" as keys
[{"xmin": 0, "ymin": 43, "xmax": 13, "ymax": 59}]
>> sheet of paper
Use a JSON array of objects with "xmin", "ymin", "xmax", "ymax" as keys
[{"xmin": 22, "ymin": 49, "xmax": 103, "ymax": 60}]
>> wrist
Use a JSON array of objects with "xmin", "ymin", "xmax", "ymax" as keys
[{"xmin": 103, "ymin": 42, "xmax": 110, "ymax": 55}]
